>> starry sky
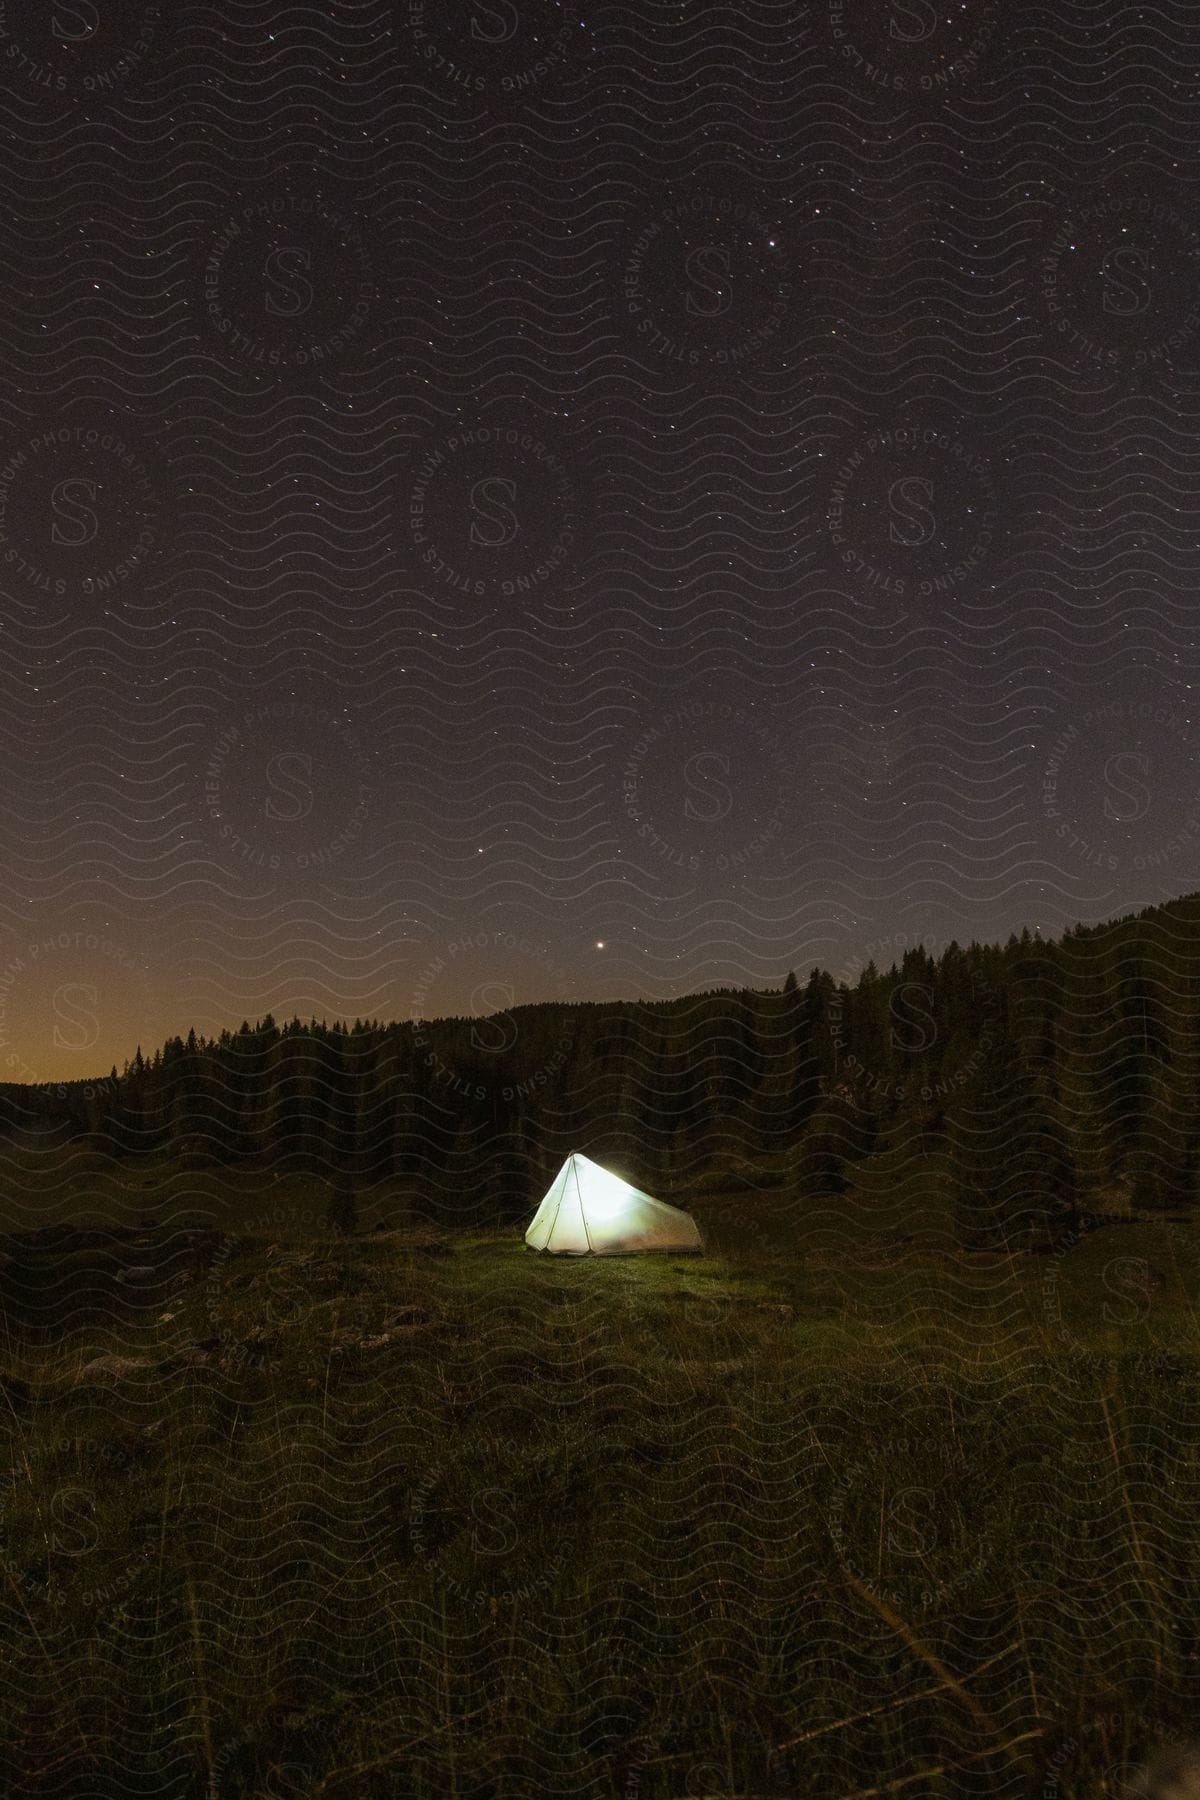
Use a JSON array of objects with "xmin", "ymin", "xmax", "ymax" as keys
[{"xmin": 1, "ymin": 1, "xmax": 1200, "ymax": 1080}]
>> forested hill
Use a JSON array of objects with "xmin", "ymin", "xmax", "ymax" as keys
[{"xmin": 6, "ymin": 891, "xmax": 1200, "ymax": 1245}]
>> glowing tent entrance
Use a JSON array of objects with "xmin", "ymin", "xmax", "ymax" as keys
[{"xmin": 525, "ymin": 1152, "xmax": 704, "ymax": 1256}]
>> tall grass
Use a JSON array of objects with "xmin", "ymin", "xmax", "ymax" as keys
[{"xmin": 1, "ymin": 1207, "xmax": 1198, "ymax": 1796}]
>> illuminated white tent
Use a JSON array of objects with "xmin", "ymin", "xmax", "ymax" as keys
[{"xmin": 525, "ymin": 1152, "xmax": 703, "ymax": 1256}]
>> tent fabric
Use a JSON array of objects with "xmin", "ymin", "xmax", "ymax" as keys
[{"xmin": 525, "ymin": 1152, "xmax": 703, "ymax": 1255}]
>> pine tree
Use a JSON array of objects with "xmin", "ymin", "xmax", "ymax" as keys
[
  {"xmin": 947, "ymin": 1028, "xmax": 1055, "ymax": 1250},
  {"xmin": 1128, "ymin": 1064, "xmax": 1195, "ymax": 1210},
  {"xmin": 791, "ymin": 1093, "xmax": 871, "ymax": 1197}
]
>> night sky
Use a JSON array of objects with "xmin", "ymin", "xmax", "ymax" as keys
[{"xmin": 1, "ymin": 1, "xmax": 1200, "ymax": 1080}]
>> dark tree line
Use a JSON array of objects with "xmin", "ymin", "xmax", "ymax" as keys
[{"xmin": 5, "ymin": 892, "xmax": 1200, "ymax": 1247}]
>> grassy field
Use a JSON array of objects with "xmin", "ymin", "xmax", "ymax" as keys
[{"xmin": 1, "ymin": 1153, "xmax": 1199, "ymax": 1796}]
